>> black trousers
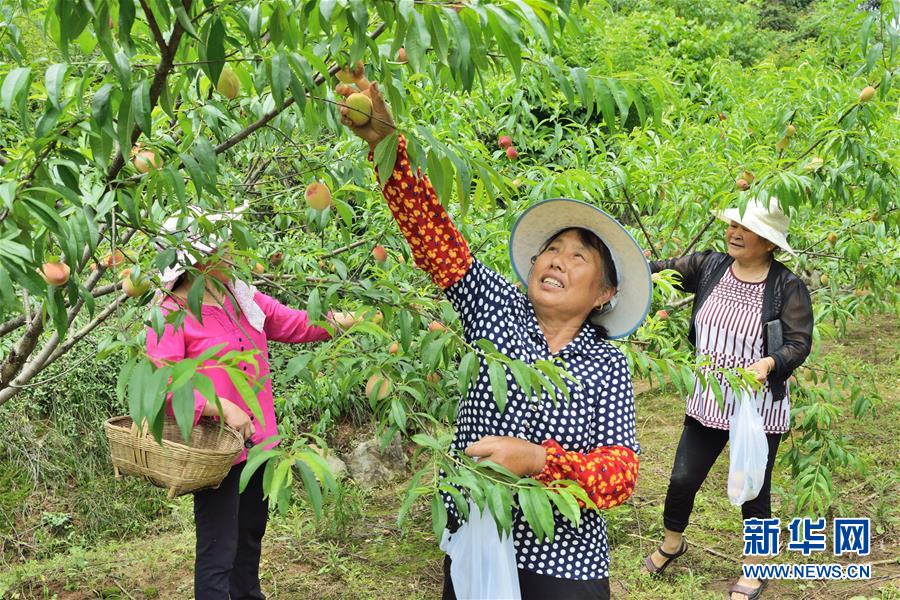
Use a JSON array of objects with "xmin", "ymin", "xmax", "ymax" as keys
[
  {"xmin": 194, "ymin": 461, "xmax": 269, "ymax": 600},
  {"xmin": 442, "ymin": 556, "xmax": 610, "ymax": 600},
  {"xmin": 663, "ymin": 415, "xmax": 782, "ymax": 533}
]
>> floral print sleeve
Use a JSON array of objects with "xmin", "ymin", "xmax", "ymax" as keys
[
  {"xmin": 371, "ymin": 135, "xmax": 472, "ymax": 289},
  {"xmin": 535, "ymin": 348, "xmax": 640, "ymax": 510},
  {"xmin": 534, "ymin": 441, "xmax": 639, "ymax": 509}
]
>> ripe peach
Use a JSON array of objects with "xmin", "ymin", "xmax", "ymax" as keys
[
  {"xmin": 506, "ymin": 146, "xmax": 518, "ymax": 160},
  {"xmin": 365, "ymin": 373, "xmax": 392, "ymax": 401},
  {"xmin": 397, "ymin": 48, "xmax": 408, "ymax": 64},
  {"xmin": 269, "ymin": 251, "xmax": 284, "ymax": 267},
  {"xmin": 39, "ymin": 262, "xmax": 70, "ymax": 286},
  {"xmin": 104, "ymin": 250, "xmax": 126, "ymax": 268},
  {"xmin": 132, "ymin": 148, "xmax": 162, "ymax": 174},
  {"xmin": 343, "ymin": 92, "xmax": 373, "ymax": 126},
  {"xmin": 388, "ymin": 342, "xmax": 400, "ymax": 355},
  {"xmin": 498, "ymin": 135, "xmax": 512, "ymax": 149},
  {"xmin": 735, "ymin": 178, "xmax": 750, "ymax": 191},
  {"xmin": 373, "ymin": 245, "xmax": 388, "ymax": 263},
  {"xmin": 428, "ymin": 320, "xmax": 447, "ymax": 333},
  {"xmin": 656, "ymin": 309, "xmax": 669, "ymax": 320},
  {"xmin": 305, "ymin": 182, "xmax": 332, "ymax": 210}
]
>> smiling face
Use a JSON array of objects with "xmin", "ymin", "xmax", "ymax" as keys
[
  {"xmin": 526, "ymin": 229, "xmax": 616, "ymax": 324},
  {"xmin": 725, "ymin": 221, "xmax": 776, "ymax": 264}
]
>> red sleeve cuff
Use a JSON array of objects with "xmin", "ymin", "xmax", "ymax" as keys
[{"xmin": 535, "ymin": 439, "xmax": 639, "ymax": 510}]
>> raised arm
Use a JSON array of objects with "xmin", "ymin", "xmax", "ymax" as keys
[
  {"xmin": 254, "ymin": 291, "xmax": 333, "ymax": 344},
  {"xmin": 336, "ymin": 81, "xmax": 472, "ymax": 290},
  {"xmin": 373, "ymin": 135, "xmax": 472, "ymax": 289}
]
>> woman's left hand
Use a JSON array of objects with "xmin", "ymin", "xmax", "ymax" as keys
[
  {"xmin": 746, "ymin": 357, "xmax": 776, "ymax": 382},
  {"xmin": 465, "ymin": 435, "xmax": 547, "ymax": 477}
]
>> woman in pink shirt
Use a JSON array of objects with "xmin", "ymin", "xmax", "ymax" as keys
[{"xmin": 146, "ymin": 220, "xmax": 349, "ymax": 599}]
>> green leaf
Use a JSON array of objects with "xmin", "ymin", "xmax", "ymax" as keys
[
  {"xmin": 116, "ymin": 92, "xmax": 133, "ymax": 162},
  {"xmin": 119, "ymin": 0, "xmax": 136, "ymax": 53},
  {"xmin": 170, "ymin": 382, "xmax": 196, "ymax": 442},
  {"xmin": 174, "ymin": 4, "xmax": 200, "ymax": 41},
  {"xmin": 112, "ymin": 50, "xmax": 132, "ymax": 91},
  {"xmin": 487, "ymin": 484, "xmax": 513, "ymax": 536},
  {"xmin": 398, "ymin": 467, "xmax": 429, "ymax": 527},
  {"xmin": 1, "ymin": 67, "xmax": 31, "ymax": 113},
  {"xmin": 132, "ymin": 79, "xmax": 152, "ymax": 137},
  {"xmin": 374, "ymin": 132, "xmax": 399, "ymax": 189},
  {"xmin": 547, "ymin": 486, "xmax": 581, "ymax": 528},
  {"xmin": 45, "ymin": 63, "xmax": 67, "ymax": 110},
  {"xmin": 270, "ymin": 52, "xmax": 290, "ymax": 109},
  {"xmin": 91, "ymin": 84, "xmax": 113, "ymax": 126},
  {"xmin": 240, "ymin": 447, "xmax": 281, "ymax": 492},
  {"xmin": 206, "ymin": 17, "xmax": 226, "ymax": 84},
  {"xmin": 399, "ymin": 309, "xmax": 413, "ymax": 351},
  {"xmin": 431, "ymin": 493, "xmax": 448, "ymax": 539},
  {"xmin": 127, "ymin": 359, "xmax": 153, "ymax": 425},
  {"xmin": 519, "ymin": 486, "xmax": 554, "ymax": 542},
  {"xmin": 457, "ymin": 351, "xmax": 479, "ymax": 395},
  {"xmin": 295, "ymin": 459, "xmax": 324, "ymax": 518},
  {"xmin": 488, "ymin": 361, "xmax": 509, "ymax": 413},
  {"xmin": 187, "ymin": 275, "xmax": 205, "ymax": 321}
]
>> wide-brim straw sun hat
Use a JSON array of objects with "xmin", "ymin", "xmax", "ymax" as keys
[
  {"xmin": 713, "ymin": 196, "xmax": 795, "ymax": 256},
  {"xmin": 509, "ymin": 198, "xmax": 652, "ymax": 339}
]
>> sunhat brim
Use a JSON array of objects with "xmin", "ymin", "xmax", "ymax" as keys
[
  {"xmin": 713, "ymin": 208, "xmax": 795, "ymax": 255},
  {"xmin": 509, "ymin": 198, "xmax": 652, "ymax": 339},
  {"xmin": 157, "ymin": 203, "xmax": 249, "ymax": 284}
]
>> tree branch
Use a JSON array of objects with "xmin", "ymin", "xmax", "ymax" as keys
[
  {"xmin": 138, "ymin": 0, "xmax": 168, "ymax": 54},
  {"xmin": 0, "ymin": 295, "xmax": 127, "ymax": 404},
  {"xmin": 105, "ymin": 0, "xmax": 192, "ymax": 181},
  {"xmin": 214, "ymin": 22, "xmax": 388, "ymax": 156}
]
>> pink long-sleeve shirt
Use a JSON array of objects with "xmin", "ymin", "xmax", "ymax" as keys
[{"xmin": 145, "ymin": 291, "xmax": 331, "ymax": 463}]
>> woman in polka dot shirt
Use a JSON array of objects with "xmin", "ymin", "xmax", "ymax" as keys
[{"xmin": 337, "ymin": 82, "xmax": 652, "ymax": 599}]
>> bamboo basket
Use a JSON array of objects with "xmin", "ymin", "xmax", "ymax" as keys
[{"xmin": 105, "ymin": 415, "xmax": 243, "ymax": 498}]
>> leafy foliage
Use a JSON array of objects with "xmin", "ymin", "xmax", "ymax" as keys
[{"xmin": 0, "ymin": 0, "xmax": 897, "ymax": 542}]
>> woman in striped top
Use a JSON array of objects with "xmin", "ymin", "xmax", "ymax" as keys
[{"xmin": 643, "ymin": 198, "xmax": 813, "ymax": 600}]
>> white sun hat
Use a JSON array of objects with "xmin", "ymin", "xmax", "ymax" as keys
[
  {"xmin": 713, "ymin": 196, "xmax": 795, "ymax": 256},
  {"xmin": 509, "ymin": 198, "xmax": 652, "ymax": 339},
  {"xmin": 153, "ymin": 203, "xmax": 266, "ymax": 331}
]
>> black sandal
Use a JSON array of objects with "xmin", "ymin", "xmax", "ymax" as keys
[{"xmin": 643, "ymin": 539, "xmax": 688, "ymax": 577}]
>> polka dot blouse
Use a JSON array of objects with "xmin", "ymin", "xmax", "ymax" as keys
[{"xmin": 375, "ymin": 137, "xmax": 640, "ymax": 581}]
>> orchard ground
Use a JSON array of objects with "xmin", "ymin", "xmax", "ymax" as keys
[{"xmin": 1, "ymin": 314, "xmax": 897, "ymax": 599}]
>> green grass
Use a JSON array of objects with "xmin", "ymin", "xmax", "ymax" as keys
[{"xmin": 1, "ymin": 314, "xmax": 897, "ymax": 599}]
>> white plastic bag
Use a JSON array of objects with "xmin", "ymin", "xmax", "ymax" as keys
[
  {"xmin": 439, "ymin": 500, "xmax": 521, "ymax": 600},
  {"xmin": 727, "ymin": 393, "xmax": 769, "ymax": 506}
]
